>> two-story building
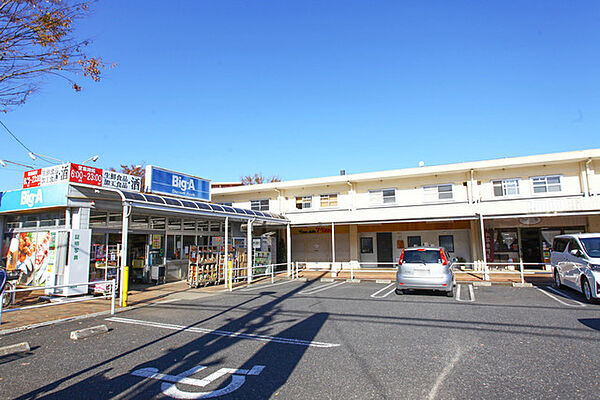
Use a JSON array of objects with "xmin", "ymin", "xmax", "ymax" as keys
[{"xmin": 213, "ymin": 149, "xmax": 600, "ymax": 270}]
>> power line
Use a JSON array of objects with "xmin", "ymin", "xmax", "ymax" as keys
[{"xmin": 0, "ymin": 119, "xmax": 34, "ymax": 154}]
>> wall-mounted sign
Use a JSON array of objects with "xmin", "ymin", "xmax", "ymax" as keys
[
  {"xmin": 145, "ymin": 165, "xmax": 210, "ymax": 201},
  {"xmin": 22, "ymin": 164, "xmax": 141, "ymax": 192},
  {"xmin": 0, "ymin": 183, "xmax": 69, "ymax": 212},
  {"xmin": 103, "ymin": 170, "xmax": 143, "ymax": 192}
]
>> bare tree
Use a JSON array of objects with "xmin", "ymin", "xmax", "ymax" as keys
[
  {"xmin": 0, "ymin": 0, "xmax": 112, "ymax": 110},
  {"xmin": 241, "ymin": 173, "xmax": 281, "ymax": 185},
  {"xmin": 109, "ymin": 163, "xmax": 145, "ymax": 187}
]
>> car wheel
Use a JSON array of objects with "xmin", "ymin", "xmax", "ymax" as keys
[
  {"xmin": 445, "ymin": 290, "xmax": 454, "ymax": 297},
  {"xmin": 554, "ymin": 270, "xmax": 563, "ymax": 289},
  {"xmin": 582, "ymin": 278, "xmax": 593, "ymax": 303},
  {"xmin": 395, "ymin": 288, "xmax": 403, "ymax": 295}
]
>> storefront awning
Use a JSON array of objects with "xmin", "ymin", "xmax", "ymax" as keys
[{"xmin": 120, "ymin": 191, "xmax": 288, "ymax": 224}]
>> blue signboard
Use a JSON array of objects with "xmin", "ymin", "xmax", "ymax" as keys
[
  {"xmin": 145, "ymin": 166, "xmax": 211, "ymax": 201},
  {"xmin": 0, "ymin": 183, "xmax": 69, "ymax": 212}
]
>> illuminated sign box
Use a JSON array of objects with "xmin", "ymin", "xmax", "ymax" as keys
[{"xmin": 145, "ymin": 166, "xmax": 210, "ymax": 201}]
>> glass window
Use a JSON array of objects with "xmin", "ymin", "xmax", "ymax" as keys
[
  {"xmin": 198, "ymin": 221, "xmax": 209, "ymax": 232},
  {"xmin": 183, "ymin": 220, "xmax": 196, "ymax": 231},
  {"xmin": 296, "ymin": 196, "xmax": 312, "ymax": 209},
  {"xmin": 39, "ymin": 219, "xmax": 56, "ymax": 227},
  {"xmin": 167, "ymin": 235, "xmax": 182, "ymax": 260},
  {"xmin": 532, "ymin": 175, "xmax": 561, "ymax": 193},
  {"xmin": 492, "ymin": 179, "xmax": 520, "ymax": 197},
  {"xmin": 553, "ymin": 238, "xmax": 568, "ymax": 252},
  {"xmin": 89, "ymin": 211, "xmax": 107, "ymax": 227},
  {"xmin": 183, "ymin": 235, "xmax": 196, "ymax": 259},
  {"xmin": 360, "ymin": 237, "xmax": 373, "ymax": 253},
  {"xmin": 320, "ymin": 194, "xmax": 338, "ymax": 208},
  {"xmin": 107, "ymin": 213, "xmax": 122, "ymax": 228},
  {"xmin": 150, "ymin": 217, "xmax": 166, "ymax": 230},
  {"xmin": 130, "ymin": 215, "xmax": 149, "ymax": 229},
  {"xmin": 439, "ymin": 235, "xmax": 455, "ymax": 252},
  {"xmin": 210, "ymin": 221, "xmax": 221, "ymax": 232},
  {"xmin": 168, "ymin": 218, "xmax": 182, "ymax": 231},
  {"xmin": 370, "ymin": 189, "xmax": 396, "ymax": 205},
  {"xmin": 403, "ymin": 250, "xmax": 443, "ymax": 264},
  {"xmin": 580, "ymin": 238, "xmax": 600, "ymax": 258},
  {"xmin": 568, "ymin": 239, "xmax": 581, "ymax": 252},
  {"xmin": 251, "ymin": 199, "xmax": 269, "ymax": 211},
  {"xmin": 407, "ymin": 236, "xmax": 421, "ymax": 247},
  {"xmin": 424, "ymin": 185, "xmax": 453, "ymax": 202}
]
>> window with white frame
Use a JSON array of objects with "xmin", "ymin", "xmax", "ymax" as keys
[
  {"xmin": 369, "ymin": 188, "xmax": 396, "ymax": 205},
  {"xmin": 295, "ymin": 196, "xmax": 312, "ymax": 209},
  {"xmin": 492, "ymin": 179, "xmax": 520, "ymax": 197},
  {"xmin": 423, "ymin": 184, "xmax": 453, "ymax": 202},
  {"xmin": 250, "ymin": 199, "xmax": 269, "ymax": 211},
  {"xmin": 531, "ymin": 175, "xmax": 561, "ymax": 194},
  {"xmin": 319, "ymin": 193, "xmax": 338, "ymax": 208}
]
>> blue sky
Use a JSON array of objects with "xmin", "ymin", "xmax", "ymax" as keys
[{"xmin": 1, "ymin": 1, "xmax": 599, "ymax": 188}]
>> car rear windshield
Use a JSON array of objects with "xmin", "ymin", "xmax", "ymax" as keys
[
  {"xmin": 403, "ymin": 250, "xmax": 443, "ymax": 264},
  {"xmin": 580, "ymin": 238, "xmax": 600, "ymax": 258}
]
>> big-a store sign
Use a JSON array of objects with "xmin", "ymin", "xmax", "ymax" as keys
[{"xmin": 23, "ymin": 163, "xmax": 141, "ymax": 192}]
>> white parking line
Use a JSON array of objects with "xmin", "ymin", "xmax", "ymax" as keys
[
  {"xmin": 427, "ymin": 347, "xmax": 463, "ymax": 400},
  {"xmin": 299, "ymin": 281, "xmax": 345, "ymax": 295},
  {"xmin": 370, "ymin": 283, "xmax": 396, "ymax": 298},
  {"xmin": 455, "ymin": 284, "xmax": 475, "ymax": 302},
  {"xmin": 240, "ymin": 280, "xmax": 297, "ymax": 292},
  {"xmin": 106, "ymin": 317, "xmax": 340, "ymax": 348},
  {"xmin": 536, "ymin": 287, "xmax": 586, "ymax": 307}
]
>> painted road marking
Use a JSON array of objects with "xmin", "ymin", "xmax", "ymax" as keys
[
  {"xmin": 132, "ymin": 364, "xmax": 265, "ymax": 399},
  {"xmin": 455, "ymin": 284, "xmax": 475, "ymax": 302},
  {"xmin": 535, "ymin": 287, "xmax": 586, "ymax": 307},
  {"xmin": 426, "ymin": 347, "xmax": 463, "ymax": 400},
  {"xmin": 240, "ymin": 280, "xmax": 297, "ymax": 291},
  {"xmin": 370, "ymin": 283, "xmax": 396, "ymax": 298},
  {"xmin": 298, "ymin": 281, "xmax": 345, "ymax": 295},
  {"xmin": 106, "ymin": 317, "xmax": 340, "ymax": 348}
]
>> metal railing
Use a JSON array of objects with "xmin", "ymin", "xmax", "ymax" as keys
[
  {"xmin": 291, "ymin": 261, "xmax": 551, "ymax": 284},
  {"xmin": 225, "ymin": 263, "xmax": 290, "ymax": 291},
  {"xmin": 0, "ymin": 279, "xmax": 116, "ymax": 327}
]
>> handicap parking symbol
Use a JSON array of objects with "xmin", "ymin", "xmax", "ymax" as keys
[{"xmin": 131, "ymin": 364, "xmax": 265, "ymax": 399}]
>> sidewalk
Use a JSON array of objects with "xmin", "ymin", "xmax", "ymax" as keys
[{"xmin": 0, "ymin": 281, "xmax": 198, "ymax": 334}]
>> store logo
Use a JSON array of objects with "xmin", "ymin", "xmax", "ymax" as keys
[
  {"xmin": 20, "ymin": 189, "xmax": 43, "ymax": 208},
  {"xmin": 172, "ymin": 174, "xmax": 196, "ymax": 192}
]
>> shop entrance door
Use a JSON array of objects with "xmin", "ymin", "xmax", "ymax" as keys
[
  {"xmin": 521, "ymin": 228, "xmax": 542, "ymax": 265},
  {"xmin": 376, "ymin": 232, "xmax": 393, "ymax": 265}
]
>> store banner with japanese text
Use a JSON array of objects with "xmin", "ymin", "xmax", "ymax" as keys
[
  {"xmin": 22, "ymin": 163, "xmax": 141, "ymax": 192},
  {"xmin": 145, "ymin": 165, "xmax": 210, "ymax": 200}
]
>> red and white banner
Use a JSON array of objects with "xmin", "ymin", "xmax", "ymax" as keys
[{"xmin": 22, "ymin": 163, "xmax": 140, "ymax": 192}]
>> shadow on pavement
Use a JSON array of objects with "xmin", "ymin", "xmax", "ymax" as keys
[
  {"xmin": 579, "ymin": 318, "xmax": 600, "ymax": 331},
  {"xmin": 16, "ymin": 281, "xmax": 327, "ymax": 399}
]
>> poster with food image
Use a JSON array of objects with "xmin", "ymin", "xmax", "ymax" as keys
[{"xmin": 4, "ymin": 231, "xmax": 56, "ymax": 286}]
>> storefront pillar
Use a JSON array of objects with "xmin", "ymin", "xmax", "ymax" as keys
[
  {"xmin": 120, "ymin": 202, "xmax": 130, "ymax": 303},
  {"xmin": 65, "ymin": 208, "xmax": 71, "ymax": 229},
  {"xmin": 286, "ymin": 223, "xmax": 292, "ymax": 277},
  {"xmin": 349, "ymin": 224, "xmax": 359, "ymax": 262},
  {"xmin": 224, "ymin": 216, "xmax": 230, "ymax": 291},
  {"xmin": 479, "ymin": 214, "xmax": 489, "ymax": 280},
  {"xmin": 247, "ymin": 219, "xmax": 253, "ymax": 284},
  {"xmin": 331, "ymin": 222, "xmax": 336, "ymax": 276},
  {"xmin": 517, "ymin": 227, "xmax": 525, "ymax": 283}
]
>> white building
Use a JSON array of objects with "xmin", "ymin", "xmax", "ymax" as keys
[{"xmin": 213, "ymin": 149, "xmax": 600, "ymax": 270}]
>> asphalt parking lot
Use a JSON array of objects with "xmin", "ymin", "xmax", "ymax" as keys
[{"xmin": 0, "ymin": 279, "xmax": 599, "ymax": 399}]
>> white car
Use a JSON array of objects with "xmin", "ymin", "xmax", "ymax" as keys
[{"xmin": 551, "ymin": 234, "xmax": 600, "ymax": 303}]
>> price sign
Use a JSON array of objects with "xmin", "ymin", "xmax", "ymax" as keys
[
  {"xmin": 23, "ymin": 169, "xmax": 42, "ymax": 188},
  {"xmin": 69, "ymin": 163, "xmax": 103, "ymax": 186}
]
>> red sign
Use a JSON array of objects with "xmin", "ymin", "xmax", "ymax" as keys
[
  {"xmin": 23, "ymin": 169, "xmax": 42, "ymax": 188},
  {"xmin": 68, "ymin": 163, "xmax": 103, "ymax": 186}
]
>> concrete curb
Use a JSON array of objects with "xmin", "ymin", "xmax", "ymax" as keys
[
  {"xmin": 512, "ymin": 282, "xmax": 534, "ymax": 288},
  {"xmin": 375, "ymin": 279, "xmax": 392, "ymax": 284},
  {"xmin": 320, "ymin": 278, "xmax": 335, "ymax": 282},
  {"xmin": 70, "ymin": 324, "xmax": 109, "ymax": 340},
  {"xmin": 472, "ymin": 281, "xmax": 492, "ymax": 287},
  {"xmin": 346, "ymin": 279, "xmax": 361, "ymax": 283},
  {"xmin": 0, "ymin": 342, "xmax": 30, "ymax": 356},
  {"xmin": 295, "ymin": 278, "xmax": 308, "ymax": 282}
]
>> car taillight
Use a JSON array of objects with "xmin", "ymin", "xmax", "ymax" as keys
[
  {"xmin": 440, "ymin": 249, "xmax": 448, "ymax": 266},
  {"xmin": 399, "ymin": 249, "xmax": 404, "ymax": 265}
]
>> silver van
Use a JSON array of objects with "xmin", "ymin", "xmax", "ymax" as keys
[
  {"xmin": 396, "ymin": 247, "xmax": 454, "ymax": 296},
  {"xmin": 551, "ymin": 234, "xmax": 600, "ymax": 302}
]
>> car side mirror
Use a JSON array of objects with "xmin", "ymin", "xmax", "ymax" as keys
[
  {"xmin": 452, "ymin": 257, "xmax": 458, "ymax": 262},
  {"xmin": 570, "ymin": 249, "xmax": 581, "ymax": 257}
]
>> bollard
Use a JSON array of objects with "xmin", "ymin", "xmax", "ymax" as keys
[{"xmin": 121, "ymin": 266, "xmax": 129, "ymax": 307}]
